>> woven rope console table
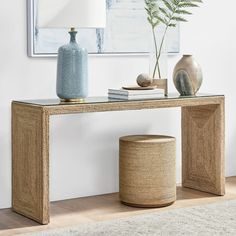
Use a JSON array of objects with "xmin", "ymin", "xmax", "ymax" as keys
[{"xmin": 12, "ymin": 94, "xmax": 225, "ymax": 224}]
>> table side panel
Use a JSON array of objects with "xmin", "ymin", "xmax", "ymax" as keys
[
  {"xmin": 182, "ymin": 100, "xmax": 225, "ymax": 195},
  {"xmin": 12, "ymin": 102, "xmax": 50, "ymax": 224}
]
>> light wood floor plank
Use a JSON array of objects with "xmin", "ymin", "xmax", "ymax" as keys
[{"xmin": 1, "ymin": 177, "xmax": 236, "ymax": 236}]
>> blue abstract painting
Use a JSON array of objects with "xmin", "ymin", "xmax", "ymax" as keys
[{"xmin": 29, "ymin": 0, "xmax": 179, "ymax": 56}]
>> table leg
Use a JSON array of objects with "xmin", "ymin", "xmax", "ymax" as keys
[
  {"xmin": 12, "ymin": 103, "xmax": 50, "ymax": 224},
  {"xmin": 182, "ymin": 102, "xmax": 225, "ymax": 195}
]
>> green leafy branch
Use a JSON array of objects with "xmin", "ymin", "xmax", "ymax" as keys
[{"xmin": 145, "ymin": 0, "xmax": 202, "ymax": 79}]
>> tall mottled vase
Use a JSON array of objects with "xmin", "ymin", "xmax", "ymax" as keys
[
  {"xmin": 57, "ymin": 30, "xmax": 88, "ymax": 101},
  {"xmin": 173, "ymin": 55, "xmax": 203, "ymax": 96}
]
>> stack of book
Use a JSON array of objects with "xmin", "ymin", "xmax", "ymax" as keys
[{"xmin": 108, "ymin": 88, "xmax": 165, "ymax": 100}]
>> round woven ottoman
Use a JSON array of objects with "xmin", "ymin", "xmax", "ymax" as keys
[{"xmin": 119, "ymin": 135, "xmax": 176, "ymax": 207}]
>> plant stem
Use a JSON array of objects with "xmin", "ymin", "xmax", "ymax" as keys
[
  {"xmin": 152, "ymin": 26, "xmax": 161, "ymax": 79},
  {"xmin": 156, "ymin": 25, "xmax": 168, "ymax": 73},
  {"xmin": 152, "ymin": 5, "xmax": 178, "ymax": 79},
  {"xmin": 152, "ymin": 25, "xmax": 168, "ymax": 79}
]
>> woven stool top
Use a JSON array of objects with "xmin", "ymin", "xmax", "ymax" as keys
[{"xmin": 120, "ymin": 135, "xmax": 175, "ymax": 143}]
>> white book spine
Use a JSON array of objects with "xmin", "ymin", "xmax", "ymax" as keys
[
  {"xmin": 108, "ymin": 93, "xmax": 164, "ymax": 100},
  {"xmin": 108, "ymin": 88, "xmax": 164, "ymax": 95}
]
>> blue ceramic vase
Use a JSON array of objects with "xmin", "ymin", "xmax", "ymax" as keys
[{"xmin": 56, "ymin": 30, "xmax": 88, "ymax": 101}]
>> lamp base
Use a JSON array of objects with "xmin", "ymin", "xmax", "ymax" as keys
[
  {"xmin": 56, "ymin": 29, "xmax": 88, "ymax": 101},
  {"xmin": 60, "ymin": 98, "xmax": 85, "ymax": 103}
]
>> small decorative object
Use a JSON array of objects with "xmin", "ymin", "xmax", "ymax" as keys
[
  {"xmin": 136, "ymin": 74, "xmax": 153, "ymax": 87},
  {"xmin": 173, "ymin": 55, "xmax": 203, "ymax": 96},
  {"xmin": 144, "ymin": 0, "xmax": 202, "ymax": 86},
  {"xmin": 37, "ymin": 0, "xmax": 106, "ymax": 101},
  {"xmin": 122, "ymin": 85, "xmax": 157, "ymax": 90},
  {"xmin": 136, "ymin": 73, "xmax": 168, "ymax": 96}
]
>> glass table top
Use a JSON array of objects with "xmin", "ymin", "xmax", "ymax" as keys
[{"xmin": 14, "ymin": 94, "xmax": 223, "ymax": 106}]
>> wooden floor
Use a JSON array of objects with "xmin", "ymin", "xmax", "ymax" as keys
[{"xmin": 1, "ymin": 177, "xmax": 236, "ymax": 236}]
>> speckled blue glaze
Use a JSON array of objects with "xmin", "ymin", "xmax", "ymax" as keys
[{"xmin": 56, "ymin": 31, "xmax": 88, "ymax": 100}]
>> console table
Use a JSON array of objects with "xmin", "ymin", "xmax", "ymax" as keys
[{"xmin": 12, "ymin": 94, "xmax": 225, "ymax": 224}]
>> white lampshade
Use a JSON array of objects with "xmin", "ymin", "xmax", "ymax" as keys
[{"xmin": 38, "ymin": 0, "xmax": 106, "ymax": 28}]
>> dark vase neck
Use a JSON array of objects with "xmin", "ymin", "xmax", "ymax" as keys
[{"xmin": 69, "ymin": 30, "xmax": 77, "ymax": 43}]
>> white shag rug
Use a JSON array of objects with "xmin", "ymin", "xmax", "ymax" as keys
[{"xmin": 20, "ymin": 200, "xmax": 236, "ymax": 236}]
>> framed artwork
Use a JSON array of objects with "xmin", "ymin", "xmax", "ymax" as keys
[{"xmin": 27, "ymin": 0, "xmax": 180, "ymax": 57}]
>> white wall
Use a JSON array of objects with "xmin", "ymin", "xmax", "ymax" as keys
[{"xmin": 0, "ymin": 0, "xmax": 235, "ymax": 209}]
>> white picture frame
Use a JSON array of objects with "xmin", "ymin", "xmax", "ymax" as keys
[{"xmin": 27, "ymin": 0, "xmax": 180, "ymax": 57}]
